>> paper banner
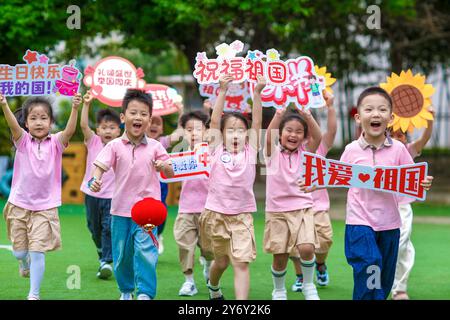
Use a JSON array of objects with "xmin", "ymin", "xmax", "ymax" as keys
[
  {"xmin": 302, "ymin": 152, "xmax": 428, "ymax": 201},
  {"xmin": 144, "ymin": 84, "xmax": 182, "ymax": 116},
  {"xmin": 380, "ymin": 69, "xmax": 435, "ymax": 133},
  {"xmin": 193, "ymin": 41, "xmax": 326, "ymax": 110},
  {"xmin": 199, "ymin": 82, "xmax": 251, "ymax": 113},
  {"xmin": 83, "ymin": 56, "xmax": 146, "ymax": 107},
  {"xmin": 159, "ymin": 143, "xmax": 210, "ymax": 183},
  {"xmin": 0, "ymin": 50, "xmax": 82, "ymax": 97}
]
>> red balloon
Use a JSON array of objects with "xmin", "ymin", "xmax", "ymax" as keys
[{"xmin": 131, "ymin": 197, "xmax": 167, "ymax": 227}]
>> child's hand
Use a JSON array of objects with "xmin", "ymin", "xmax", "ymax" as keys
[
  {"xmin": 420, "ymin": 175, "xmax": 433, "ymax": 191},
  {"xmin": 153, "ymin": 159, "xmax": 171, "ymax": 172},
  {"xmin": 275, "ymin": 103, "xmax": 288, "ymax": 116},
  {"xmin": 203, "ymin": 99, "xmax": 212, "ymax": 111},
  {"xmin": 174, "ymin": 101, "xmax": 184, "ymax": 113},
  {"xmin": 218, "ymin": 74, "xmax": 234, "ymax": 93},
  {"xmin": 254, "ymin": 75, "xmax": 267, "ymax": 94},
  {"xmin": 88, "ymin": 177, "xmax": 102, "ymax": 192},
  {"xmin": 297, "ymin": 179, "xmax": 317, "ymax": 193},
  {"xmin": 83, "ymin": 91, "xmax": 94, "ymax": 105},
  {"xmin": 427, "ymin": 106, "xmax": 435, "ymax": 117},
  {"xmin": 323, "ymin": 90, "xmax": 335, "ymax": 108},
  {"xmin": 72, "ymin": 93, "xmax": 83, "ymax": 109},
  {"xmin": 0, "ymin": 92, "xmax": 8, "ymax": 107},
  {"xmin": 298, "ymin": 106, "xmax": 313, "ymax": 120}
]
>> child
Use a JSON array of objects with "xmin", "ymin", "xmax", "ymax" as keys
[
  {"xmin": 389, "ymin": 106, "xmax": 434, "ymax": 300},
  {"xmin": 174, "ymin": 110, "xmax": 214, "ymax": 296},
  {"xmin": 88, "ymin": 89, "xmax": 174, "ymax": 300},
  {"xmin": 79, "ymin": 91, "xmax": 121, "ymax": 279},
  {"xmin": 263, "ymin": 97, "xmax": 325, "ymax": 300},
  {"xmin": 199, "ymin": 74, "xmax": 264, "ymax": 300},
  {"xmin": 1, "ymin": 92, "xmax": 81, "ymax": 300},
  {"xmin": 291, "ymin": 93, "xmax": 336, "ymax": 292},
  {"xmin": 301, "ymin": 87, "xmax": 433, "ymax": 300},
  {"xmin": 146, "ymin": 102, "xmax": 184, "ymax": 254}
]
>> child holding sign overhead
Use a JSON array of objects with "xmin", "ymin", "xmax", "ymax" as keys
[
  {"xmin": 199, "ymin": 74, "xmax": 265, "ymax": 300},
  {"xmin": 1, "ymin": 92, "xmax": 81, "ymax": 300},
  {"xmin": 79, "ymin": 91, "xmax": 121, "ymax": 280},
  {"xmin": 300, "ymin": 87, "xmax": 433, "ymax": 300},
  {"xmin": 174, "ymin": 110, "xmax": 214, "ymax": 297}
]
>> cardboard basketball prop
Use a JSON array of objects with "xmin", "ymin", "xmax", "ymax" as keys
[{"xmin": 131, "ymin": 197, "xmax": 167, "ymax": 248}]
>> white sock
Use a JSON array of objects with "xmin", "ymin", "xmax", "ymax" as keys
[
  {"xmin": 207, "ymin": 280, "xmax": 223, "ymax": 299},
  {"xmin": 29, "ymin": 252, "xmax": 45, "ymax": 298},
  {"xmin": 300, "ymin": 257, "xmax": 316, "ymax": 285},
  {"xmin": 271, "ymin": 266, "xmax": 287, "ymax": 290},
  {"xmin": 203, "ymin": 258, "xmax": 212, "ymax": 276},
  {"xmin": 185, "ymin": 273, "xmax": 194, "ymax": 284},
  {"xmin": 13, "ymin": 250, "xmax": 29, "ymax": 268}
]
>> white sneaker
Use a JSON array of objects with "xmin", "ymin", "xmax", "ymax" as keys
[
  {"xmin": 27, "ymin": 295, "xmax": 40, "ymax": 300},
  {"xmin": 302, "ymin": 283, "xmax": 320, "ymax": 300},
  {"xmin": 272, "ymin": 289, "xmax": 287, "ymax": 300},
  {"xmin": 137, "ymin": 294, "xmax": 151, "ymax": 300},
  {"xmin": 178, "ymin": 281, "xmax": 198, "ymax": 296},
  {"xmin": 97, "ymin": 262, "xmax": 113, "ymax": 280},
  {"xmin": 119, "ymin": 293, "xmax": 133, "ymax": 300},
  {"xmin": 158, "ymin": 236, "xmax": 164, "ymax": 255},
  {"xmin": 199, "ymin": 256, "xmax": 210, "ymax": 283}
]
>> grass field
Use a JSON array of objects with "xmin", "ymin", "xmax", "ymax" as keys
[{"xmin": 1, "ymin": 199, "xmax": 450, "ymax": 300}]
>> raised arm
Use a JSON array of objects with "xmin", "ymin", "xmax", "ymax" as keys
[
  {"xmin": 410, "ymin": 106, "xmax": 434, "ymax": 155},
  {"xmin": 209, "ymin": 75, "xmax": 233, "ymax": 148},
  {"xmin": 80, "ymin": 91, "xmax": 95, "ymax": 143},
  {"xmin": 250, "ymin": 75, "xmax": 266, "ymax": 150},
  {"xmin": 265, "ymin": 106, "xmax": 287, "ymax": 158},
  {"xmin": 168, "ymin": 101, "xmax": 185, "ymax": 145},
  {"xmin": 321, "ymin": 91, "xmax": 337, "ymax": 149},
  {"xmin": 59, "ymin": 93, "xmax": 82, "ymax": 146},
  {"xmin": 0, "ymin": 93, "xmax": 24, "ymax": 142},
  {"xmin": 300, "ymin": 108, "xmax": 322, "ymax": 153}
]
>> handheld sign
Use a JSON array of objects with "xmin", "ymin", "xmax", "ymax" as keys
[
  {"xmin": 0, "ymin": 50, "xmax": 82, "ymax": 97},
  {"xmin": 302, "ymin": 152, "xmax": 428, "ymax": 201},
  {"xmin": 199, "ymin": 82, "xmax": 251, "ymax": 113},
  {"xmin": 83, "ymin": 56, "xmax": 146, "ymax": 107},
  {"xmin": 144, "ymin": 84, "xmax": 182, "ymax": 116},
  {"xmin": 159, "ymin": 143, "xmax": 210, "ymax": 183}
]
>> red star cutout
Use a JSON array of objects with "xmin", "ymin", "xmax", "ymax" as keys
[{"xmin": 23, "ymin": 50, "xmax": 38, "ymax": 64}]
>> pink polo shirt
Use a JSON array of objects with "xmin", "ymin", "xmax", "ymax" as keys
[
  {"xmin": 341, "ymin": 135, "xmax": 414, "ymax": 231},
  {"xmin": 265, "ymin": 144, "xmax": 314, "ymax": 212},
  {"xmin": 178, "ymin": 178, "xmax": 209, "ymax": 214},
  {"xmin": 398, "ymin": 143, "xmax": 419, "ymax": 205},
  {"xmin": 204, "ymin": 143, "xmax": 257, "ymax": 215},
  {"xmin": 311, "ymin": 142, "xmax": 331, "ymax": 212},
  {"xmin": 80, "ymin": 134, "xmax": 115, "ymax": 199},
  {"xmin": 94, "ymin": 133, "xmax": 170, "ymax": 217},
  {"xmin": 8, "ymin": 130, "xmax": 66, "ymax": 211}
]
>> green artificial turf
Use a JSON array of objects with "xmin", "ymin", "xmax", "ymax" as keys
[{"xmin": 0, "ymin": 199, "xmax": 449, "ymax": 300}]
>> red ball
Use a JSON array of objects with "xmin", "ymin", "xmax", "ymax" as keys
[{"xmin": 131, "ymin": 197, "xmax": 167, "ymax": 227}]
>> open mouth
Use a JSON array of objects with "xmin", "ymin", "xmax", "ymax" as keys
[
  {"xmin": 287, "ymin": 138, "xmax": 298, "ymax": 144},
  {"xmin": 133, "ymin": 123, "xmax": 143, "ymax": 129},
  {"xmin": 370, "ymin": 121, "xmax": 381, "ymax": 128}
]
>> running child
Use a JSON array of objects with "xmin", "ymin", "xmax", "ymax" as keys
[
  {"xmin": 174, "ymin": 110, "xmax": 214, "ymax": 297},
  {"xmin": 88, "ymin": 89, "xmax": 174, "ymax": 300},
  {"xmin": 199, "ymin": 74, "xmax": 264, "ymax": 300},
  {"xmin": 79, "ymin": 91, "xmax": 121, "ymax": 279},
  {"xmin": 300, "ymin": 87, "xmax": 433, "ymax": 300},
  {"xmin": 1, "ymin": 92, "xmax": 81, "ymax": 300}
]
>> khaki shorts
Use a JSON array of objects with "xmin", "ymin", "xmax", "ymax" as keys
[
  {"xmin": 199, "ymin": 209, "xmax": 256, "ymax": 263},
  {"xmin": 173, "ymin": 212, "xmax": 214, "ymax": 272},
  {"xmin": 264, "ymin": 208, "xmax": 319, "ymax": 255},
  {"xmin": 314, "ymin": 210, "xmax": 333, "ymax": 254},
  {"xmin": 3, "ymin": 202, "xmax": 61, "ymax": 252}
]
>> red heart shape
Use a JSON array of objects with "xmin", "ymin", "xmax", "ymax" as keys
[{"xmin": 358, "ymin": 173, "xmax": 371, "ymax": 183}]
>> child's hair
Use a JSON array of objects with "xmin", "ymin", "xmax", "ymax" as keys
[
  {"xmin": 122, "ymin": 89, "xmax": 153, "ymax": 115},
  {"xmin": 279, "ymin": 112, "xmax": 309, "ymax": 138},
  {"xmin": 22, "ymin": 97, "xmax": 55, "ymax": 123},
  {"xmin": 356, "ymin": 87, "xmax": 393, "ymax": 111},
  {"xmin": 96, "ymin": 109, "xmax": 121, "ymax": 126},
  {"xmin": 220, "ymin": 112, "xmax": 249, "ymax": 132},
  {"xmin": 180, "ymin": 111, "xmax": 209, "ymax": 129},
  {"xmin": 13, "ymin": 108, "xmax": 27, "ymax": 131}
]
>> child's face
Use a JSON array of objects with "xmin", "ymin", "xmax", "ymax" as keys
[
  {"xmin": 96, "ymin": 120, "xmax": 121, "ymax": 144},
  {"xmin": 120, "ymin": 100, "xmax": 151, "ymax": 140},
  {"xmin": 147, "ymin": 115, "xmax": 163, "ymax": 139},
  {"xmin": 280, "ymin": 120, "xmax": 306, "ymax": 151},
  {"xmin": 390, "ymin": 129, "xmax": 407, "ymax": 144},
  {"xmin": 355, "ymin": 94, "xmax": 393, "ymax": 140},
  {"xmin": 223, "ymin": 116, "xmax": 247, "ymax": 153},
  {"xmin": 25, "ymin": 105, "xmax": 52, "ymax": 139},
  {"xmin": 184, "ymin": 119, "xmax": 206, "ymax": 149}
]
